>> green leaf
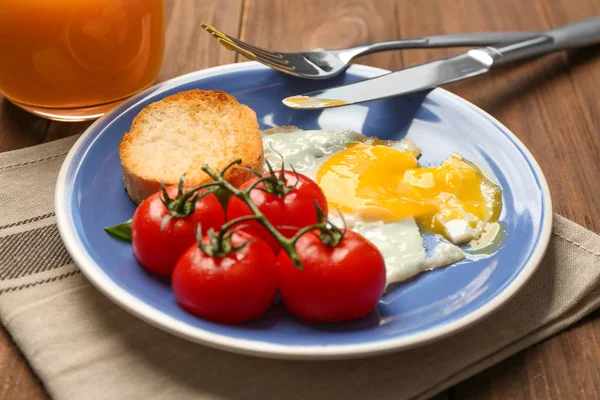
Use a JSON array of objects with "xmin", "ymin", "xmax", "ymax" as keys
[{"xmin": 104, "ymin": 219, "xmax": 132, "ymax": 242}]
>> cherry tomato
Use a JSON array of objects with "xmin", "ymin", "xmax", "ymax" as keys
[
  {"xmin": 172, "ymin": 231, "xmax": 279, "ymax": 324},
  {"xmin": 131, "ymin": 186, "xmax": 225, "ymax": 276},
  {"xmin": 278, "ymin": 230, "xmax": 386, "ymax": 323},
  {"xmin": 226, "ymin": 170, "xmax": 328, "ymax": 253}
]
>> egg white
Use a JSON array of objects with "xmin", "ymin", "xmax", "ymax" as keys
[
  {"xmin": 261, "ymin": 127, "xmax": 465, "ymax": 286},
  {"xmin": 262, "ymin": 128, "xmax": 365, "ymax": 175}
]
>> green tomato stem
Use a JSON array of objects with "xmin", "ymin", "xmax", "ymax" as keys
[
  {"xmin": 216, "ymin": 215, "xmax": 261, "ymax": 243},
  {"xmin": 201, "ymin": 162, "xmax": 305, "ymax": 270}
]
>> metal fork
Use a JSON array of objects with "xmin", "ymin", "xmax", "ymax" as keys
[{"xmin": 201, "ymin": 24, "xmax": 542, "ymax": 79}]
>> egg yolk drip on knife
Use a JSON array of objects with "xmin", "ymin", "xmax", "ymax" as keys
[{"xmin": 315, "ymin": 141, "xmax": 502, "ymax": 244}]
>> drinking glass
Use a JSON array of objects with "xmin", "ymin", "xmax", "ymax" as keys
[{"xmin": 0, "ymin": 0, "xmax": 165, "ymax": 121}]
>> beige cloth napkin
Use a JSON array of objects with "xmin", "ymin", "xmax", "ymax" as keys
[{"xmin": 1, "ymin": 136, "xmax": 599, "ymax": 400}]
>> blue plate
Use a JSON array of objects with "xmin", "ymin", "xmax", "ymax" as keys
[{"xmin": 55, "ymin": 62, "xmax": 552, "ymax": 359}]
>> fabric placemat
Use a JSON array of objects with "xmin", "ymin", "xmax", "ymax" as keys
[{"xmin": 1, "ymin": 136, "xmax": 599, "ymax": 400}]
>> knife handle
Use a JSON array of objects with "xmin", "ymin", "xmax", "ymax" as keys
[{"xmin": 490, "ymin": 17, "xmax": 600, "ymax": 66}]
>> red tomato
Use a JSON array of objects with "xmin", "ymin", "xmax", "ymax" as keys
[
  {"xmin": 131, "ymin": 186, "xmax": 225, "ymax": 276},
  {"xmin": 278, "ymin": 230, "xmax": 386, "ymax": 323},
  {"xmin": 172, "ymin": 231, "xmax": 279, "ymax": 324},
  {"xmin": 226, "ymin": 170, "xmax": 328, "ymax": 253}
]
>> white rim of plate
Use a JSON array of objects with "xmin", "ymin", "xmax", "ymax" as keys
[{"xmin": 55, "ymin": 61, "xmax": 553, "ymax": 360}]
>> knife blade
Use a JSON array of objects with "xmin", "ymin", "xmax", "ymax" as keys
[
  {"xmin": 282, "ymin": 17, "xmax": 600, "ymax": 109},
  {"xmin": 282, "ymin": 48, "xmax": 499, "ymax": 109}
]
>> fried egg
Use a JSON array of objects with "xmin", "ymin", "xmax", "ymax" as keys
[{"xmin": 262, "ymin": 127, "xmax": 502, "ymax": 286}]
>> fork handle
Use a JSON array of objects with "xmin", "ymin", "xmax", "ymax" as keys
[
  {"xmin": 348, "ymin": 31, "xmax": 542, "ymax": 58},
  {"xmin": 414, "ymin": 31, "xmax": 542, "ymax": 47},
  {"xmin": 487, "ymin": 17, "xmax": 600, "ymax": 65}
]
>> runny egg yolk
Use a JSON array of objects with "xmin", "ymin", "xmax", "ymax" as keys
[{"xmin": 315, "ymin": 143, "xmax": 502, "ymax": 241}]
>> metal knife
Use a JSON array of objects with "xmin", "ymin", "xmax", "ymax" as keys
[{"xmin": 282, "ymin": 17, "xmax": 600, "ymax": 109}]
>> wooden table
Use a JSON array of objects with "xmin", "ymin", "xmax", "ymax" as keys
[{"xmin": 1, "ymin": 1, "xmax": 599, "ymax": 398}]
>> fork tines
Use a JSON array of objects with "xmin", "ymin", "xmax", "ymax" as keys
[{"xmin": 201, "ymin": 24, "xmax": 295, "ymax": 73}]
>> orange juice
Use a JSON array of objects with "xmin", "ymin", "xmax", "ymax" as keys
[{"xmin": 0, "ymin": 0, "xmax": 164, "ymax": 120}]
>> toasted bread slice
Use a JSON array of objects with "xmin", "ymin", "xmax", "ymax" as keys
[{"xmin": 119, "ymin": 89, "xmax": 263, "ymax": 204}]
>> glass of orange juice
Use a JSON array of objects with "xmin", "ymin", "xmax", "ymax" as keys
[{"xmin": 0, "ymin": 0, "xmax": 165, "ymax": 121}]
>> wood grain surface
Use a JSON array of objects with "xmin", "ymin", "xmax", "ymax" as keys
[{"xmin": 0, "ymin": 0, "xmax": 599, "ymax": 399}]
